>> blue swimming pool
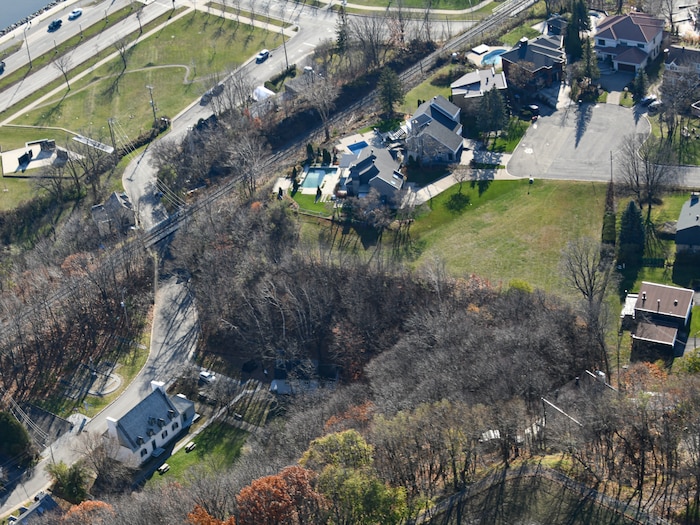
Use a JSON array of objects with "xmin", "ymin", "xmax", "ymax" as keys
[
  {"xmin": 301, "ymin": 167, "xmax": 337, "ymax": 189},
  {"xmin": 347, "ymin": 140, "xmax": 368, "ymax": 155},
  {"xmin": 481, "ymin": 48, "xmax": 507, "ymax": 66}
]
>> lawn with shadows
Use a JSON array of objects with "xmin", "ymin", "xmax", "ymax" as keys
[
  {"xmin": 15, "ymin": 12, "xmax": 276, "ymax": 139},
  {"xmin": 152, "ymin": 421, "xmax": 247, "ymax": 481}
]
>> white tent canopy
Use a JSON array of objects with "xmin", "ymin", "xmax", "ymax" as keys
[{"xmin": 253, "ymin": 85, "xmax": 275, "ymax": 102}]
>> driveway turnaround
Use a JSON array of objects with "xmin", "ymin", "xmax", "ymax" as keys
[{"xmin": 507, "ymin": 103, "xmax": 651, "ymax": 182}]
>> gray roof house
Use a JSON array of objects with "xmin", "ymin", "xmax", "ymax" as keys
[
  {"xmin": 106, "ymin": 381, "xmax": 195, "ymax": 466},
  {"xmin": 406, "ymin": 95, "xmax": 463, "ymax": 165},
  {"xmin": 676, "ymin": 193, "xmax": 700, "ymax": 253},
  {"xmin": 500, "ymin": 35, "xmax": 566, "ymax": 90},
  {"xmin": 91, "ymin": 191, "xmax": 136, "ymax": 237},
  {"xmin": 450, "ymin": 67, "xmax": 508, "ymax": 113},
  {"xmin": 594, "ymin": 12, "xmax": 664, "ymax": 72},
  {"xmin": 340, "ymin": 146, "xmax": 405, "ymax": 203},
  {"xmin": 13, "ymin": 492, "xmax": 61, "ymax": 523},
  {"xmin": 546, "ymin": 14, "xmax": 568, "ymax": 36}
]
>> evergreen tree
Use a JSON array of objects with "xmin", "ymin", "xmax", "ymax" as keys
[
  {"xmin": 478, "ymin": 88, "xmax": 508, "ymax": 140},
  {"xmin": 633, "ymin": 70, "xmax": 649, "ymax": 101},
  {"xmin": 582, "ymin": 38, "xmax": 600, "ymax": 80},
  {"xmin": 618, "ymin": 200, "xmax": 645, "ymax": 265},
  {"xmin": 565, "ymin": 0, "xmax": 590, "ymax": 61},
  {"xmin": 336, "ymin": 6, "xmax": 349, "ymax": 55},
  {"xmin": 378, "ymin": 68, "xmax": 405, "ymax": 117}
]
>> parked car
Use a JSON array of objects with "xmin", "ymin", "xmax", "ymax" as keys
[
  {"xmin": 199, "ymin": 370, "xmax": 216, "ymax": 384},
  {"xmin": 639, "ymin": 95, "xmax": 657, "ymax": 106},
  {"xmin": 185, "ymin": 441, "xmax": 197, "ymax": 452},
  {"xmin": 255, "ymin": 49, "xmax": 270, "ymax": 63},
  {"xmin": 0, "ymin": 61, "xmax": 5, "ymax": 74},
  {"xmin": 68, "ymin": 8, "xmax": 83, "ymax": 20},
  {"xmin": 157, "ymin": 463, "xmax": 170, "ymax": 474},
  {"xmin": 648, "ymin": 100, "xmax": 663, "ymax": 113},
  {"xmin": 48, "ymin": 19, "xmax": 63, "ymax": 32}
]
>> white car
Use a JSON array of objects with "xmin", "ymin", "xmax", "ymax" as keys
[
  {"xmin": 199, "ymin": 370, "xmax": 216, "ymax": 383},
  {"xmin": 68, "ymin": 9, "xmax": 83, "ymax": 20},
  {"xmin": 255, "ymin": 49, "xmax": 270, "ymax": 63},
  {"xmin": 157, "ymin": 463, "xmax": 170, "ymax": 474}
]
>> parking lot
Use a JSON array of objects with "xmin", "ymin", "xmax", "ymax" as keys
[{"xmin": 507, "ymin": 102, "xmax": 651, "ymax": 181}]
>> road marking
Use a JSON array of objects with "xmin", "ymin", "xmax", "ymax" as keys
[{"xmin": 303, "ymin": 42, "xmax": 316, "ymax": 47}]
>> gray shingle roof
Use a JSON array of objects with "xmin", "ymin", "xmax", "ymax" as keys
[
  {"xmin": 451, "ymin": 68, "xmax": 508, "ymax": 99},
  {"xmin": 676, "ymin": 194, "xmax": 700, "ymax": 246},
  {"xmin": 500, "ymin": 35, "xmax": 565, "ymax": 73},
  {"xmin": 413, "ymin": 96, "xmax": 461, "ymax": 131},
  {"xmin": 666, "ymin": 45, "xmax": 700, "ymax": 68},
  {"xmin": 114, "ymin": 388, "xmax": 187, "ymax": 451},
  {"xmin": 615, "ymin": 46, "xmax": 650, "ymax": 65},
  {"xmin": 422, "ymin": 121, "xmax": 464, "ymax": 152}
]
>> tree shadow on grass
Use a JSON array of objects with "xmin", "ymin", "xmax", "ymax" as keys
[
  {"xmin": 575, "ymin": 102, "xmax": 593, "ymax": 148},
  {"xmin": 445, "ymin": 192, "xmax": 470, "ymax": 214},
  {"xmin": 35, "ymin": 93, "xmax": 68, "ymax": 126}
]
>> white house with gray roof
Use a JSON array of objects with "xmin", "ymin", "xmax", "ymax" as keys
[
  {"xmin": 406, "ymin": 95, "xmax": 463, "ymax": 165},
  {"xmin": 594, "ymin": 12, "xmax": 664, "ymax": 72},
  {"xmin": 450, "ymin": 67, "xmax": 508, "ymax": 114},
  {"xmin": 339, "ymin": 146, "xmax": 405, "ymax": 203},
  {"xmin": 105, "ymin": 381, "xmax": 195, "ymax": 465}
]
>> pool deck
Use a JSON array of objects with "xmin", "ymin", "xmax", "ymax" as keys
[{"xmin": 465, "ymin": 45, "xmax": 510, "ymax": 68}]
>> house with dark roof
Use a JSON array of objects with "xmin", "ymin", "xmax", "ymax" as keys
[
  {"xmin": 406, "ymin": 95, "xmax": 463, "ymax": 165},
  {"xmin": 13, "ymin": 492, "xmax": 61, "ymax": 523},
  {"xmin": 450, "ymin": 67, "xmax": 508, "ymax": 114},
  {"xmin": 105, "ymin": 381, "xmax": 195, "ymax": 466},
  {"xmin": 339, "ymin": 146, "xmax": 405, "ymax": 203},
  {"xmin": 546, "ymin": 14, "xmax": 568, "ymax": 36},
  {"xmin": 91, "ymin": 191, "xmax": 136, "ymax": 237},
  {"xmin": 594, "ymin": 12, "xmax": 664, "ymax": 72},
  {"xmin": 665, "ymin": 45, "xmax": 700, "ymax": 75},
  {"xmin": 628, "ymin": 281, "xmax": 694, "ymax": 357},
  {"xmin": 676, "ymin": 193, "xmax": 700, "ymax": 253},
  {"xmin": 500, "ymin": 35, "xmax": 566, "ymax": 91}
]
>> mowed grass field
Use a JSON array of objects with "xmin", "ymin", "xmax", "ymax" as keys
[
  {"xmin": 409, "ymin": 179, "xmax": 607, "ymax": 294},
  {"xmin": 16, "ymin": 11, "xmax": 277, "ymax": 138}
]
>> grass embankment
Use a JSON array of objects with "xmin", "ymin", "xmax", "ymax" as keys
[
  {"xmin": 207, "ymin": 2, "xmax": 291, "ymax": 27},
  {"xmin": 15, "ymin": 12, "xmax": 276, "ymax": 139}
]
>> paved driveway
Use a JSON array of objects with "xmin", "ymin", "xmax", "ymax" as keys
[{"xmin": 507, "ymin": 103, "xmax": 651, "ymax": 181}]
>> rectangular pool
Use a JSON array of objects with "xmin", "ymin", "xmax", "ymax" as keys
[
  {"xmin": 301, "ymin": 167, "xmax": 337, "ymax": 189},
  {"xmin": 347, "ymin": 140, "xmax": 368, "ymax": 155}
]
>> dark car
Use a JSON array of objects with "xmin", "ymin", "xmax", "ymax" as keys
[
  {"xmin": 48, "ymin": 19, "xmax": 62, "ymax": 32},
  {"xmin": 0, "ymin": 61, "xmax": 5, "ymax": 74}
]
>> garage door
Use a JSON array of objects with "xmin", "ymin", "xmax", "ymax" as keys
[{"xmin": 617, "ymin": 62, "xmax": 636, "ymax": 73}]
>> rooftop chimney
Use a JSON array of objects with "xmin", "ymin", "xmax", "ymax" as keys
[
  {"xmin": 657, "ymin": 299, "xmax": 661, "ymax": 311},
  {"xmin": 642, "ymin": 291, "xmax": 647, "ymax": 302},
  {"xmin": 519, "ymin": 37, "xmax": 529, "ymax": 47},
  {"xmin": 674, "ymin": 299, "xmax": 678, "ymax": 306}
]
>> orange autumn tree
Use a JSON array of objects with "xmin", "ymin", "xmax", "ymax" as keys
[
  {"xmin": 236, "ymin": 465, "xmax": 326, "ymax": 525},
  {"xmin": 187, "ymin": 504, "xmax": 236, "ymax": 525},
  {"xmin": 62, "ymin": 500, "xmax": 114, "ymax": 524}
]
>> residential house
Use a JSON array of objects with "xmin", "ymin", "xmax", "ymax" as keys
[
  {"xmin": 406, "ymin": 95, "xmax": 463, "ymax": 165},
  {"xmin": 105, "ymin": 381, "xmax": 195, "ymax": 466},
  {"xmin": 676, "ymin": 193, "xmax": 700, "ymax": 253},
  {"xmin": 629, "ymin": 281, "xmax": 694, "ymax": 357},
  {"xmin": 664, "ymin": 47, "xmax": 700, "ymax": 116},
  {"xmin": 450, "ymin": 67, "xmax": 508, "ymax": 114},
  {"xmin": 91, "ymin": 191, "xmax": 136, "ymax": 237},
  {"xmin": 546, "ymin": 14, "xmax": 568, "ymax": 36},
  {"xmin": 594, "ymin": 12, "xmax": 664, "ymax": 72},
  {"xmin": 13, "ymin": 492, "xmax": 61, "ymax": 524},
  {"xmin": 500, "ymin": 35, "xmax": 566, "ymax": 90},
  {"xmin": 339, "ymin": 145, "xmax": 405, "ymax": 203}
]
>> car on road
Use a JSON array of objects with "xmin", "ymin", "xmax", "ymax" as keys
[
  {"xmin": 255, "ymin": 49, "xmax": 270, "ymax": 63},
  {"xmin": 157, "ymin": 463, "xmax": 170, "ymax": 474},
  {"xmin": 68, "ymin": 8, "xmax": 83, "ymax": 20},
  {"xmin": 48, "ymin": 19, "xmax": 63, "ymax": 32},
  {"xmin": 0, "ymin": 61, "xmax": 5, "ymax": 74}
]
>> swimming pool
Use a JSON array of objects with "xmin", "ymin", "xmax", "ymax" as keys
[
  {"xmin": 301, "ymin": 167, "xmax": 337, "ymax": 189},
  {"xmin": 347, "ymin": 140, "xmax": 368, "ymax": 155},
  {"xmin": 481, "ymin": 48, "xmax": 507, "ymax": 66}
]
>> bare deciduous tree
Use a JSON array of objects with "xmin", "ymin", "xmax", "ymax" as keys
[{"xmin": 53, "ymin": 54, "xmax": 72, "ymax": 90}]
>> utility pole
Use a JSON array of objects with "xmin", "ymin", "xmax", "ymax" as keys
[
  {"xmin": 281, "ymin": 27, "xmax": 289, "ymax": 71},
  {"xmin": 23, "ymin": 24, "xmax": 32, "ymax": 68},
  {"xmin": 146, "ymin": 85, "xmax": 157, "ymax": 127}
]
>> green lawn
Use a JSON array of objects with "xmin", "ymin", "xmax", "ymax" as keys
[
  {"xmin": 400, "ymin": 63, "xmax": 466, "ymax": 116},
  {"xmin": 409, "ymin": 179, "xmax": 607, "ymax": 295},
  {"xmin": 15, "ymin": 12, "xmax": 277, "ymax": 139},
  {"xmin": 500, "ymin": 25, "xmax": 541, "ymax": 46},
  {"xmin": 155, "ymin": 421, "xmax": 247, "ymax": 480},
  {"xmin": 292, "ymin": 192, "xmax": 333, "ymax": 216},
  {"xmin": 207, "ymin": 2, "xmax": 290, "ymax": 27}
]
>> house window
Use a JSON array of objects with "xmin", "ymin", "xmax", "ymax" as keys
[
  {"xmin": 448, "ymin": 153, "xmax": 454, "ymax": 160},
  {"xmin": 161, "ymin": 430, "xmax": 168, "ymax": 439},
  {"xmin": 172, "ymin": 422, "xmax": 179, "ymax": 430},
  {"xmin": 140, "ymin": 449, "xmax": 147, "ymax": 457},
  {"xmin": 637, "ymin": 43, "xmax": 644, "ymax": 48},
  {"xmin": 597, "ymin": 38, "xmax": 605, "ymax": 46}
]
